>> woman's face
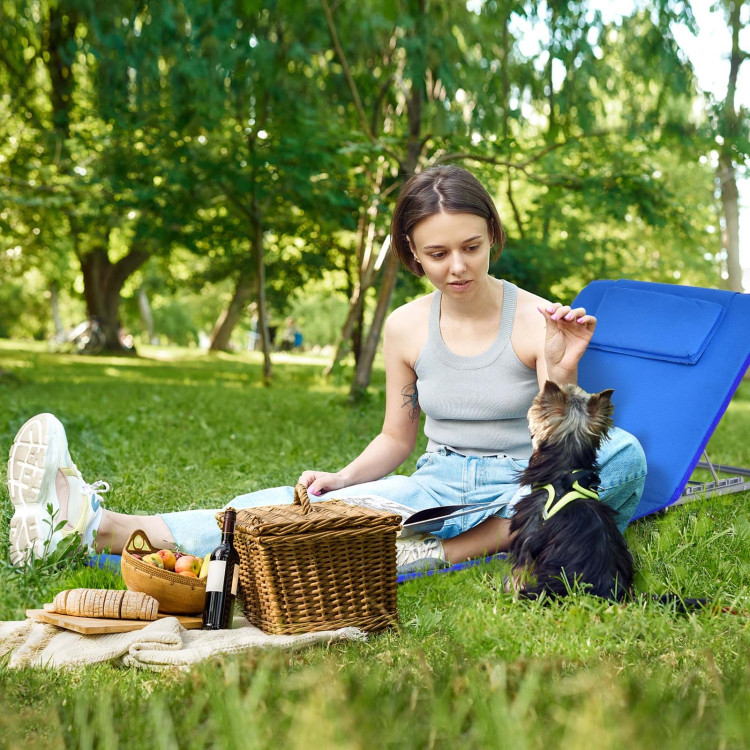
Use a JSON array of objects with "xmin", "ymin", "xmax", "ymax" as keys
[{"xmin": 409, "ymin": 211, "xmax": 492, "ymax": 297}]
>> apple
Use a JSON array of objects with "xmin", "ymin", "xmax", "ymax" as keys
[
  {"xmin": 156, "ymin": 549, "xmax": 176, "ymax": 571},
  {"xmin": 142, "ymin": 553, "xmax": 164, "ymax": 569},
  {"xmin": 174, "ymin": 555, "xmax": 201, "ymax": 576},
  {"xmin": 178, "ymin": 571, "xmax": 198, "ymax": 578}
]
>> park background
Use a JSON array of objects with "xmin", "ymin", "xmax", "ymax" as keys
[
  {"xmin": 1, "ymin": 0, "xmax": 748, "ymax": 395},
  {"xmin": 1, "ymin": 1, "xmax": 750, "ymax": 748}
]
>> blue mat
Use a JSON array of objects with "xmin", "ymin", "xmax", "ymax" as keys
[
  {"xmin": 572, "ymin": 280, "xmax": 750, "ymax": 519},
  {"xmin": 88, "ymin": 553, "xmax": 122, "ymax": 572},
  {"xmin": 396, "ymin": 553, "xmax": 507, "ymax": 584},
  {"xmin": 89, "ymin": 552, "xmax": 508, "ymax": 584}
]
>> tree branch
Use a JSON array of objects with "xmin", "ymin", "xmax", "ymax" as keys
[
  {"xmin": 438, "ymin": 128, "xmax": 618, "ymax": 173},
  {"xmin": 506, "ymin": 173, "xmax": 525, "ymax": 239},
  {"xmin": 218, "ymin": 180, "xmax": 257, "ymax": 225},
  {"xmin": 372, "ymin": 74, "xmax": 395, "ymax": 136},
  {"xmin": 0, "ymin": 175, "xmax": 62, "ymax": 194},
  {"xmin": 320, "ymin": 0, "xmax": 373, "ymax": 142},
  {"xmin": 437, "ymin": 151, "xmax": 516, "ymax": 169},
  {"xmin": 109, "ymin": 245, "xmax": 149, "ymax": 292},
  {"xmin": 437, "ymin": 150, "xmax": 587, "ymax": 189},
  {"xmin": 320, "ymin": 0, "xmax": 401, "ymax": 164}
]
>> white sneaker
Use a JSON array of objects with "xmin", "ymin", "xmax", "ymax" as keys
[
  {"xmin": 7, "ymin": 413, "xmax": 107, "ymax": 566},
  {"xmin": 396, "ymin": 534, "xmax": 449, "ymax": 574}
]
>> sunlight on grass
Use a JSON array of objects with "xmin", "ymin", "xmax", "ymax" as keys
[{"xmin": 0, "ymin": 342, "xmax": 748, "ymax": 748}]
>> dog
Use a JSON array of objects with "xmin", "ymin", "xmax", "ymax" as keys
[{"xmin": 506, "ymin": 380, "xmax": 634, "ymax": 602}]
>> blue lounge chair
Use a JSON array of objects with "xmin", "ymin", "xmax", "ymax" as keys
[{"xmin": 572, "ymin": 279, "xmax": 750, "ymax": 519}]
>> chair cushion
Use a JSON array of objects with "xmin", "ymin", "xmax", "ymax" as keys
[{"xmin": 590, "ymin": 287, "xmax": 724, "ymax": 365}]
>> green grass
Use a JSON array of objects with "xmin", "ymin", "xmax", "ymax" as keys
[{"xmin": 0, "ymin": 340, "xmax": 749, "ymax": 750}]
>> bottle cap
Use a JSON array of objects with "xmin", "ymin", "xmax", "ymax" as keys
[{"xmin": 223, "ymin": 507, "xmax": 237, "ymax": 535}]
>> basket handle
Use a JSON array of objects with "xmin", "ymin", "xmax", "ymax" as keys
[
  {"xmin": 293, "ymin": 483, "xmax": 313, "ymax": 515},
  {"xmin": 126, "ymin": 529, "xmax": 157, "ymax": 556}
]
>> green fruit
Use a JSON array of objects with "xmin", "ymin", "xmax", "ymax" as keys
[{"xmin": 142, "ymin": 553, "xmax": 164, "ymax": 569}]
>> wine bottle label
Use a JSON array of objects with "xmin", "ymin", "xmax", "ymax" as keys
[
  {"xmin": 206, "ymin": 560, "xmax": 227, "ymax": 592},
  {"xmin": 231, "ymin": 564, "xmax": 239, "ymax": 596}
]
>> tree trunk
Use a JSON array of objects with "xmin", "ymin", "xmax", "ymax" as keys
[
  {"xmin": 324, "ymin": 165, "xmax": 386, "ymax": 377},
  {"xmin": 209, "ymin": 274, "xmax": 254, "ymax": 351},
  {"xmin": 79, "ymin": 242, "xmax": 148, "ymax": 352},
  {"xmin": 138, "ymin": 286, "xmax": 157, "ymax": 344},
  {"xmin": 323, "ymin": 289, "xmax": 366, "ymax": 377},
  {"xmin": 718, "ymin": 155, "xmax": 743, "ymax": 292},
  {"xmin": 718, "ymin": 0, "xmax": 747, "ymax": 292},
  {"xmin": 348, "ymin": 91, "xmax": 424, "ymax": 398},
  {"xmin": 50, "ymin": 282, "xmax": 65, "ymax": 340},
  {"xmin": 44, "ymin": 7, "xmax": 149, "ymax": 352},
  {"xmin": 323, "ymin": 0, "xmax": 425, "ymax": 397},
  {"xmin": 252, "ymin": 206, "xmax": 273, "ymax": 385},
  {"xmin": 349, "ymin": 250, "xmax": 400, "ymax": 399}
]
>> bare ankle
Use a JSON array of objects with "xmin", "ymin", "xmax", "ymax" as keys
[{"xmin": 95, "ymin": 510, "xmax": 174, "ymax": 555}]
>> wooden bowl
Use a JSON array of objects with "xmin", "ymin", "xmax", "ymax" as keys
[{"xmin": 120, "ymin": 530, "xmax": 206, "ymax": 615}]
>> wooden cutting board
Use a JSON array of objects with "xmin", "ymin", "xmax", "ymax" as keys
[{"xmin": 26, "ymin": 609, "xmax": 203, "ymax": 634}]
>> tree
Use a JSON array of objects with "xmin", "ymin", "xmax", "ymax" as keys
[
  {"xmin": 0, "ymin": 0, "xmax": 231, "ymax": 350},
  {"xmin": 161, "ymin": 0, "xmax": 356, "ymax": 383},
  {"xmin": 0, "ymin": 0, "xmax": 727, "ymax": 372},
  {"xmin": 319, "ymin": 0, "xmax": 487, "ymax": 397},
  {"xmin": 320, "ymin": 0, "xmax": 717, "ymax": 396},
  {"xmin": 711, "ymin": 0, "xmax": 749, "ymax": 292}
]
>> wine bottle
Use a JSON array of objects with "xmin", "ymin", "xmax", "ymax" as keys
[{"xmin": 202, "ymin": 507, "xmax": 241, "ymax": 630}]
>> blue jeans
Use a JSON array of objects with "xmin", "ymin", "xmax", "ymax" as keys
[{"xmin": 160, "ymin": 427, "xmax": 646, "ymax": 557}]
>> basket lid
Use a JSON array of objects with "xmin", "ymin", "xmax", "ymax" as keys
[{"xmin": 219, "ymin": 485, "xmax": 402, "ymax": 537}]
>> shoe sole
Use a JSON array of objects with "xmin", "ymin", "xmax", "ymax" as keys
[
  {"xmin": 7, "ymin": 413, "xmax": 66, "ymax": 565},
  {"xmin": 396, "ymin": 558, "xmax": 451, "ymax": 575}
]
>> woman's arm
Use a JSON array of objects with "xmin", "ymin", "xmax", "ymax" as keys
[
  {"xmin": 535, "ymin": 302, "xmax": 597, "ymax": 388},
  {"xmin": 300, "ymin": 309, "xmax": 422, "ymax": 496}
]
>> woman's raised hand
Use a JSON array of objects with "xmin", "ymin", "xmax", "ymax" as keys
[
  {"xmin": 297, "ymin": 470, "xmax": 348, "ymax": 497},
  {"xmin": 537, "ymin": 302, "xmax": 597, "ymax": 382}
]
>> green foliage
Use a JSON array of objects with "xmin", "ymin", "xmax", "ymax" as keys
[
  {"xmin": 0, "ymin": 344, "xmax": 749, "ymax": 747},
  {"xmin": 0, "ymin": 0, "xmax": 734, "ymax": 368}
]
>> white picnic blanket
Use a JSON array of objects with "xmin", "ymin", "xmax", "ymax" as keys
[{"xmin": 0, "ymin": 616, "xmax": 366, "ymax": 671}]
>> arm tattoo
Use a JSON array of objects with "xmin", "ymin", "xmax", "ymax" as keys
[{"xmin": 401, "ymin": 381, "xmax": 420, "ymax": 422}]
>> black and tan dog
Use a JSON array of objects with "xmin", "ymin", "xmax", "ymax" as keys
[{"xmin": 507, "ymin": 381, "xmax": 634, "ymax": 601}]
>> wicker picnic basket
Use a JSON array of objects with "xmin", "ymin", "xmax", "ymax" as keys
[{"xmin": 217, "ymin": 484, "xmax": 401, "ymax": 635}]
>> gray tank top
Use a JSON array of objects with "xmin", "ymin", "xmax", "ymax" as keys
[{"xmin": 414, "ymin": 280, "xmax": 538, "ymax": 459}]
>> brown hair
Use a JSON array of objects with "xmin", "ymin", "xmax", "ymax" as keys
[{"xmin": 390, "ymin": 165, "xmax": 506, "ymax": 277}]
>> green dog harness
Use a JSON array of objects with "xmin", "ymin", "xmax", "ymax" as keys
[{"xmin": 535, "ymin": 469, "xmax": 601, "ymax": 521}]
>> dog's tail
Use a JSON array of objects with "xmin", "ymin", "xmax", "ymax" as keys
[{"xmin": 646, "ymin": 593, "xmax": 742, "ymax": 616}]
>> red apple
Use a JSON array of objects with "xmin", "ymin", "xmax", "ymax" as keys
[
  {"xmin": 174, "ymin": 555, "xmax": 201, "ymax": 576},
  {"xmin": 178, "ymin": 571, "xmax": 198, "ymax": 578},
  {"xmin": 156, "ymin": 549, "xmax": 176, "ymax": 571}
]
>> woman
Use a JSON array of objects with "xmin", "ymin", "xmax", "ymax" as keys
[{"xmin": 7, "ymin": 166, "xmax": 646, "ymax": 571}]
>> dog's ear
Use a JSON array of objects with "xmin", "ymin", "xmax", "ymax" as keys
[
  {"xmin": 543, "ymin": 380, "xmax": 563, "ymax": 396},
  {"xmin": 588, "ymin": 388, "xmax": 615, "ymax": 424}
]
